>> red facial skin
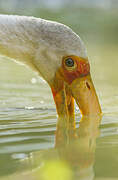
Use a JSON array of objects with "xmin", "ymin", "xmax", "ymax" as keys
[
  {"xmin": 51, "ymin": 56, "xmax": 90, "ymax": 97},
  {"xmin": 62, "ymin": 56, "xmax": 90, "ymax": 84}
]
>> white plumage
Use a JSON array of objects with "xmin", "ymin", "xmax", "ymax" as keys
[
  {"xmin": 0, "ymin": 15, "xmax": 87, "ymax": 82},
  {"xmin": 0, "ymin": 14, "xmax": 102, "ymax": 117}
]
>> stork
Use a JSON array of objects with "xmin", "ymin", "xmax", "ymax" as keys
[{"xmin": 0, "ymin": 15, "xmax": 102, "ymax": 124}]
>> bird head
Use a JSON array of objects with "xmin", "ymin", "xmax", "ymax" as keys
[{"xmin": 33, "ymin": 19, "xmax": 102, "ymax": 117}]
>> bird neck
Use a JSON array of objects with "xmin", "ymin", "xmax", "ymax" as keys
[{"xmin": 0, "ymin": 15, "xmax": 39, "ymax": 71}]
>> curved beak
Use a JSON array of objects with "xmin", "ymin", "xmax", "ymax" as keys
[
  {"xmin": 69, "ymin": 74, "xmax": 102, "ymax": 116},
  {"xmin": 50, "ymin": 57, "xmax": 102, "ymax": 121}
]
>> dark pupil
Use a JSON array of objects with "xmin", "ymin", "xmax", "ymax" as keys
[{"xmin": 65, "ymin": 58, "xmax": 74, "ymax": 67}]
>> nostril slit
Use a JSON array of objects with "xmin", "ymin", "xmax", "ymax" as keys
[{"xmin": 86, "ymin": 82, "xmax": 90, "ymax": 90}]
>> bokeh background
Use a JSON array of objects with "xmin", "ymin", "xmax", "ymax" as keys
[
  {"xmin": 0, "ymin": 0, "xmax": 118, "ymax": 110},
  {"xmin": 0, "ymin": 0, "xmax": 118, "ymax": 44},
  {"xmin": 0, "ymin": 1, "xmax": 118, "ymax": 179}
]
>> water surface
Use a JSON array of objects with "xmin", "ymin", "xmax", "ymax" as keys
[{"xmin": 0, "ymin": 44, "xmax": 118, "ymax": 180}]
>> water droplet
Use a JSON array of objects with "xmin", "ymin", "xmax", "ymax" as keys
[{"xmin": 31, "ymin": 78, "xmax": 37, "ymax": 84}]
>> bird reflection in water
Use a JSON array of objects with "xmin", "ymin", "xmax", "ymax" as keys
[
  {"xmin": 20, "ymin": 114, "xmax": 101, "ymax": 180},
  {"xmin": 54, "ymin": 115, "xmax": 101, "ymax": 180}
]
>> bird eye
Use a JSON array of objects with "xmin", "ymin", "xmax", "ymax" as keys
[{"xmin": 65, "ymin": 58, "xmax": 74, "ymax": 67}]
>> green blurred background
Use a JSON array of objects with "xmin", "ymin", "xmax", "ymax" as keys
[
  {"xmin": 0, "ymin": 0, "xmax": 118, "ymax": 45},
  {"xmin": 0, "ymin": 1, "xmax": 118, "ymax": 179},
  {"xmin": 0, "ymin": 0, "xmax": 118, "ymax": 109}
]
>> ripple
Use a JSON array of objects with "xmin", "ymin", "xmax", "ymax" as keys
[{"xmin": 0, "ymin": 107, "xmax": 56, "ymax": 154}]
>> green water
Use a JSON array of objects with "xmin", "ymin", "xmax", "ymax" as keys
[{"xmin": 0, "ymin": 42, "xmax": 118, "ymax": 180}]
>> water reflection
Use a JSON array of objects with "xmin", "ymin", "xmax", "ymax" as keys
[
  {"xmin": 16, "ymin": 115, "xmax": 101, "ymax": 180},
  {"xmin": 54, "ymin": 115, "xmax": 101, "ymax": 180}
]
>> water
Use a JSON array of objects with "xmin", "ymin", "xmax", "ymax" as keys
[{"xmin": 0, "ymin": 43, "xmax": 118, "ymax": 180}]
